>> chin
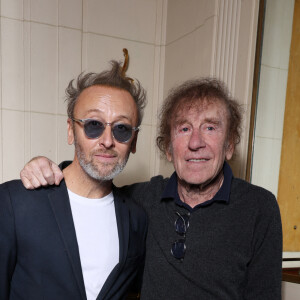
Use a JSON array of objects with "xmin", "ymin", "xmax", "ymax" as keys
[{"xmin": 181, "ymin": 176, "xmax": 208, "ymax": 186}]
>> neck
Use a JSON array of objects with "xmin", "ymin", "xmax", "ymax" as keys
[
  {"xmin": 63, "ymin": 160, "xmax": 113, "ymax": 199},
  {"xmin": 177, "ymin": 171, "xmax": 224, "ymax": 208}
]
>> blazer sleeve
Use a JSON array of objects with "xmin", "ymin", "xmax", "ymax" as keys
[{"xmin": 0, "ymin": 183, "xmax": 17, "ymax": 299}]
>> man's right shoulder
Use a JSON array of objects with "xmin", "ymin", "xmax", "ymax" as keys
[
  {"xmin": 0, "ymin": 179, "xmax": 28, "ymax": 193},
  {"xmin": 0, "ymin": 180, "xmax": 36, "ymax": 212},
  {"xmin": 0, "ymin": 179, "xmax": 61, "ymax": 202}
]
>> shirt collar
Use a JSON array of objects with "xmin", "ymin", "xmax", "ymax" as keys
[{"xmin": 161, "ymin": 161, "xmax": 233, "ymax": 211}]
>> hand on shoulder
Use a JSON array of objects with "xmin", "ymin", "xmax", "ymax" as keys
[{"xmin": 20, "ymin": 156, "xmax": 63, "ymax": 189}]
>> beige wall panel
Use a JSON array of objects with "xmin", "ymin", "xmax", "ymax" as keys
[{"xmin": 278, "ymin": 0, "xmax": 300, "ymax": 251}]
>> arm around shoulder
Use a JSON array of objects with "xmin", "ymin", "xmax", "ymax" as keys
[{"xmin": 20, "ymin": 156, "xmax": 64, "ymax": 189}]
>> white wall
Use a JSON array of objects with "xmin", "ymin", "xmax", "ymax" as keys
[
  {"xmin": 0, "ymin": 0, "xmax": 83, "ymax": 181},
  {"xmin": 160, "ymin": 0, "xmax": 260, "ymax": 178},
  {"xmin": 0, "ymin": 0, "xmax": 259, "ymax": 185},
  {"xmin": 251, "ymin": 0, "xmax": 295, "ymax": 197},
  {"xmin": 0, "ymin": 0, "xmax": 165, "ymax": 185},
  {"xmin": 282, "ymin": 281, "xmax": 300, "ymax": 300}
]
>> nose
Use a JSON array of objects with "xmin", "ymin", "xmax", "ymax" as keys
[
  {"xmin": 188, "ymin": 129, "xmax": 206, "ymax": 150},
  {"xmin": 98, "ymin": 125, "xmax": 114, "ymax": 148}
]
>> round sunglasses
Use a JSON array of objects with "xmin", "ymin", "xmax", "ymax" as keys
[{"xmin": 71, "ymin": 118, "xmax": 139, "ymax": 143}]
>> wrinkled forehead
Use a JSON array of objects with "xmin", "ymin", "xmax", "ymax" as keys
[{"xmin": 172, "ymin": 97, "xmax": 228, "ymax": 122}]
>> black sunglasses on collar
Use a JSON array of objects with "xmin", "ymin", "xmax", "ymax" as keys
[
  {"xmin": 71, "ymin": 118, "xmax": 139, "ymax": 143},
  {"xmin": 171, "ymin": 211, "xmax": 190, "ymax": 261}
]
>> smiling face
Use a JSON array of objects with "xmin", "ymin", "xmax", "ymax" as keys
[
  {"xmin": 68, "ymin": 85, "xmax": 138, "ymax": 181},
  {"xmin": 166, "ymin": 98, "xmax": 234, "ymax": 188}
]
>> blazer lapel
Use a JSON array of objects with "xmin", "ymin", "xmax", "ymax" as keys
[
  {"xmin": 115, "ymin": 187, "xmax": 130, "ymax": 266},
  {"xmin": 97, "ymin": 186, "xmax": 130, "ymax": 299},
  {"xmin": 48, "ymin": 181, "xmax": 87, "ymax": 300}
]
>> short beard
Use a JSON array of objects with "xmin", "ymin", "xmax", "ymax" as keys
[{"xmin": 74, "ymin": 136, "xmax": 129, "ymax": 182}]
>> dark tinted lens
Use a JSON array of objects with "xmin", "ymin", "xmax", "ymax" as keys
[
  {"xmin": 112, "ymin": 123, "xmax": 133, "ymax": 142},
  {"xmin": 171, "ymin": 239, "xmax": 186, "ymax": 259},
  {"xmin": 175, "ymin": 214, "xmax": 189, "ymax": 235},
  {"xmin": 84, "ymin": 120, "xmax": 104, "ymax": 138}
]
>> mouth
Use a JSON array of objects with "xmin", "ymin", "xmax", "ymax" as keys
[
  {"xmin": 95, "ymin": 153, "xmax": 116, "ymax": 158},
  {"xmin": 187, "ymin": 158, "xmax": 209, "ymax": 162},
  {"xmin": 94, "ymin": 152, "xmax": 118, "ymax": 162}
]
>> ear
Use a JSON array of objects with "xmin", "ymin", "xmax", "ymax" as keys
[
  {"xmin": 67, "ymin": 118, "xmax": 74, "ymax": 145},
  {"xmin": 225, "ymin": 142, "xmax": 234, "ymax": 161},
  {"xmin": 166, "ymin": 144, "xmax": 173, "ymax": 162},
  {"xmin": 130, "ymin": 132, "xmax": 138, "ymax": 154}
]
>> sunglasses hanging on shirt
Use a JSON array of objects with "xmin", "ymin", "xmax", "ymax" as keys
[{"xmin": 171, "ymin": 211, "xmax": 190, "ymax": 261}]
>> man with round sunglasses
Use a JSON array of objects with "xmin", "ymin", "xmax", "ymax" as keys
[
  {"xmin": 18, "ymin": 78, "xmax": 282, "ymax": 299},
  {"xmin": 0, "ymin": 59, "xmax": 148, "ymax": 300}
]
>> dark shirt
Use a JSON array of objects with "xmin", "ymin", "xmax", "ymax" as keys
[
  {"xmin": 162, "ymin": 162, "xmax": 232, "ymax": 211},
  {"xmin": 120, "ymin": 163, "xmax": 282, "ymax": 300}
]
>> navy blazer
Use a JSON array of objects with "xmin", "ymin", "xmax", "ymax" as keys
[{"xmin": 0, "ymin": 179, "xmax": 147, "ymax": 300}]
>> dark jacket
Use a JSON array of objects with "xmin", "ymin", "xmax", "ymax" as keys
[{"xmin": 0, "ymin": 179, "xmax": 147, "ymax": 300}]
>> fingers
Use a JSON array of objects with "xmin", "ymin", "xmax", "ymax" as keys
[
  {"xmin": 51, "ymin": 162, "xmax": 64, "ymax": 185},
  {"xmin": 20, "ymin": 174, "xmax": 36, "ymax": 190},
  {"xmin": 39, "ymin": 159, "xmax": 56, "ymax": 185},
  {"xmin": 20, "ymin": 158, "xmax": 48, "ymax": 189},
  {"xmin": 20, "ymin": 168, "xmax": 48, "ymax": 189},
  {"xmin": 20, "ymin": 156, "xmax": 63, "ymax": 189}
]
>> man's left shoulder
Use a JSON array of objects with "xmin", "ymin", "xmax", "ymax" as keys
[{"xmin": 231, "ymin": 178, "xmax": 278, "ymax": 209}]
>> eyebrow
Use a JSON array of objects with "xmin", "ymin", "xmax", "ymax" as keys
[
  {"xmin": 85, "ymin": 108, "xmax": 103, "ymax": 114},
  {"xmin": 174, "ymin": 117, "xmax": 222, "ymax": 126},
  {"xmin": 204, "ymin": 118, "xmax": 222, "ymax": 125}
]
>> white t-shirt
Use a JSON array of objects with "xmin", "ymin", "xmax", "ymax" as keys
[{"xmin": 68, "ymin": 189, "xmax": 119, "ymax": 300}]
